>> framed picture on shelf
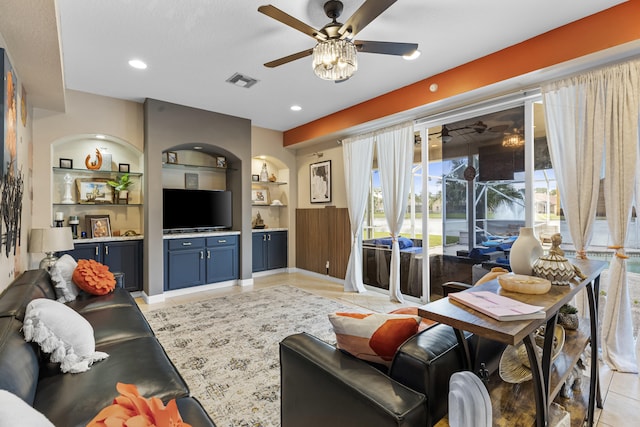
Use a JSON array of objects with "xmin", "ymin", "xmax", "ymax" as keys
[
  {"xmin": 310, "ymin": 160, "xmax": 331, "ymax": 203},
  {"xmin": 251, "ymin": 189, "xmax": 269, "ymax": 205},
  {"xmin": 118, "ymin": 163, "xmax": 130, "ymax": 173},
  {"xmin": 252, "ymin": 174, "xmax": 260, "ymax": 182},
  {"xmin": 76, "ymin": 179, "xmax": 114, "ymax": 204},
  {"xmin": 59, "ymin": 158, "xmax": 73, "ymax": 169},
  {"xmin": 85, "ymin": 215, "xmax": 111, "ymax": 238},
  {"xmin": 217, "ymin": 156, "xmax": 226, "ymax": 168},
  {"xmin": 165, "ymin": 151, "xmax": 178, "ymax": 164}
]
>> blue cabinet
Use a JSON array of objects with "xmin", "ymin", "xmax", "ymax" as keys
[
  {"xmin": 164, "ymin": 235, "xmax": 239, "ymax": 290},
  {"xmin": 61, "ymin": 239, "xmax": 143, "ymax": 292},
  {"xmin": 252, "ymin": 231, "xmax": 287, "ymax": 272},
  {"xmin": 206, "ymin": 236, "xmax": 238, "ymax": 283}
]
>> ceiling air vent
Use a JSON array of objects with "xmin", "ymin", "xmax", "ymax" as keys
[{"xmin": 226, "ymin": 72, "xmax": 259, "ymax": 88}]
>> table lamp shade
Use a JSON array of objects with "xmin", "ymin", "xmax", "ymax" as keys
[{"xmin": 29, "ymin": 227, "xmax": 75, "ymax": 270}]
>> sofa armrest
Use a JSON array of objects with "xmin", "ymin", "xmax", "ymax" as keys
[
  {"xmin": 441, "ymin": 281, "xmax": 472, "ymax": 296},
  {"xmin": 280, "ymin": 333, "xmax": 426, "ymax": 427}
]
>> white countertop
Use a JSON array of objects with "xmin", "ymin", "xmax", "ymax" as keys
[
  {"xmin": 73, "ymin": 235, "xmax": 144, "ymax": 244},
  {"xmin": 252, "ymin": 228, "xmax": 288, "ymax": 233}
]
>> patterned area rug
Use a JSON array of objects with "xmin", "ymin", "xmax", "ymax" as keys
[{"xmin": 144, "ymin": 285, "xmax": 362, "ymax": 427}]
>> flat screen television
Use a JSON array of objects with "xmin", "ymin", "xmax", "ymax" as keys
[{"xmin": 163, "ymin": 188, "xmax": 232, "ymax": 232}]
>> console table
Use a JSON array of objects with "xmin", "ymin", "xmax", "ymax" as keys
[{"xmin": 419, "ymin": 258, "xmax": 607, "ymax": 427}]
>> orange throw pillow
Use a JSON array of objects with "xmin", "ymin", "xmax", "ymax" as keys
[
  {"xmin": 328, "ymin": 312, "xmax": 422, "ymax": 366},
  {"xmin": 72, "ymin": 259, "xmax": 116, "ymax": 295},
  {"xmin": 88, "ymin": 383, "xmax": 192, "ymax": 427}
]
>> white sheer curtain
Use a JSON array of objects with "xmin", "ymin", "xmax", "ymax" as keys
[
  {"xmin": 342, "ymin": 135, "xmax": 375, "ymax": 293},
  {"xmin": 543, "ymin": 59, "xmax": 640, "ymax": 373},
  {"xmin": 601, "ymin": 61, "xmax": 639, "ymax": 373},
  {"xmin": 375, "ymin": 122, "xmax": 414, "ymax": 302},
  {"xmin": 542, "ymin": 74, "xmax": 605, "ymax": 315}
]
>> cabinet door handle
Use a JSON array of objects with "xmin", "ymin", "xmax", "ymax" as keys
[
  {"xmin": 218, "ymin": 239, "xmax": 226, "ymax": 243},
  {"xmin": 268, "ymin": 234, "xmax": 271, "ymax": 241},
  {"xmin": 95, "ymin": 246, "xmax": 99, "ymax": 256},
  {"xmin": 200, "ymin": 251, "xmax": 204, "ymax": 259},
  {"xmin": 182, "ymin": 242, "xmax": 192, "ymax": 246},
  {"xmin": 207, "ymin": 250, "xmax": 211, "ymax": 259},
  {"xmin": 105, "ymin": 245, "xmax": 109, "ymax": 256},
  {"xmin": 263, "ymin": 234, "xmax": 267, "ymax": 241}
]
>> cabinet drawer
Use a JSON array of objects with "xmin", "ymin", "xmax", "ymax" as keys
[
  {"xmin": 206, "ymin": 235, "xmax": 238, "ymax": 247},
  {"xmin": 168, "ymin": 238, "xmax": 205, "ymax": 250}
]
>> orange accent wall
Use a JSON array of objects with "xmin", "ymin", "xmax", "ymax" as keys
[{"xmin": 284, "ymin": 1, "xmax": 640, "ymax": 147}]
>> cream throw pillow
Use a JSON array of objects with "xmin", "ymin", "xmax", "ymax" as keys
[
  {"xmin": 23, "ymin": 298, "xmax": 108, "ymax": 373},
  {"xmin": 0, "ymin": 389, "xmax": 55, "ymax": 426}
]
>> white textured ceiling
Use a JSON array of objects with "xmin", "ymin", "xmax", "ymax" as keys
[{"xmin": 3, "ymin": 0, "xmax": 628, "ymax": 131}]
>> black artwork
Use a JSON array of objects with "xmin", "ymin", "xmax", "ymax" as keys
[{"xmin": 1, "ymin": 168, "xmax": 24, "ymax": 256}]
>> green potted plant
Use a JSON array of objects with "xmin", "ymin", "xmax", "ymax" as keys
[
  {"xmin": 558, "ymin": 303, "xmax": 579, "ymax": 330},
  {"xmin": 107, "ymin": 173, "xmax": 132, "ymax": 204}
]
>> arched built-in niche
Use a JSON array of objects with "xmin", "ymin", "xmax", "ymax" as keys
[
  {"xmin": 251, "ymin": 155, "xmax": 290, "ymax": 230},
  {"xmin": 50, "ymin": 133, "xmax": 144, "ymax": 235}
]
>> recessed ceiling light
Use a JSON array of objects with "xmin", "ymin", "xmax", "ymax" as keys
[
  {"xmin": 290, "ymin": 105, "xmax": 302, "ymax": 111},
  {"xmin": 128, "ymin": 59, "xmax": 147, "ymax": 69},
  {"xmin": 403, "ymin": 50, "xmax": 421, "ymax": 61},
  {"xmin": 95, "ymin": 134, "xmax": 106, "ymax": 139},
  {"xmin": 193, "ymin": 146, "xmax": 203, "ymax": 150}
]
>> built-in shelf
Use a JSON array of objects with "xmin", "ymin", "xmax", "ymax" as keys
[
  {"xmin": 53, "ymin": 167, "xmax": 142, "ymax": 176},
  {"xmin": 252, "ymin": 204, "xmax": 288, "ymax": 207},
  {"xmin": 252, "ymin": 180, "xmax": 287, "ymax": 186},
  {"xmin": 162, "ymin": 162, "xmax": 236, "ymax": 172},
  {"xmin": 53, "ymin": 203, "xmax": 143, "ymax": 207}
]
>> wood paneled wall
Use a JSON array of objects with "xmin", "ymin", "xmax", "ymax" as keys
[{"xmin": 296, "ymin": 207, "xmax": 350, "ymax": 279}]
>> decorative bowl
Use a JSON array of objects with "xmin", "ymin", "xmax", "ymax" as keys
[{"xmin": 498, "ymin": 273, "xmax": 551, "ymax": 294}]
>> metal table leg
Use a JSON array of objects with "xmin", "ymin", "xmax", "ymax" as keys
[{"xmin": 523, "ymin": 332, "xmax": 548, "ymax": 427}]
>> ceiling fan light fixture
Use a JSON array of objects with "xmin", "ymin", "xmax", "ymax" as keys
[
  {"xmin": 313, "ymin": 39, "xmax": 357, "ymax": 81},
  {"xmin": 502, "ymin": 128, "xmax": 525, "ymax": 148}
]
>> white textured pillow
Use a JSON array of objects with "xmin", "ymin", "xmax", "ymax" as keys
[
  {"xmin": 23, "ymin": 298, "xmax": 108, "ymax": 373},
  {"xmin": 50, "ymin": 254, "xmax": 79, "ymax": 302},
  {"xmin": 0, "ymin": 389, "xmax": 55, "ymax": 426}
]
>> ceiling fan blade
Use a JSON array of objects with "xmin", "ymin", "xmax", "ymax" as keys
[
  {"xmin": 339, "ymin": 0, "xmax": 397, "ymax": 39},
  {"xmin": 264, "ymin": 49, "xmax": 314, "ymax": 68},
  {"xmin": 355, "ymin": 40, "xmax": 418, "ymax": 56},
  {"xmin": 258, "ymin": 5, "xmax": 326, "ymax": 41}
]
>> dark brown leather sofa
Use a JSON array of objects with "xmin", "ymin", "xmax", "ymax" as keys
[{"xmin": 0, "ymin": 269, "xmax": 215, "ymax": 426}]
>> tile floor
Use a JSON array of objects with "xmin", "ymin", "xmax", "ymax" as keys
[{"xmin": 136, "ymin": 271, "xmax": 640, "ymax": 426}]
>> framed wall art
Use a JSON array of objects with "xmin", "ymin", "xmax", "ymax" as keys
[
  {"xmin": 310, "ymin": 160, "xmax": 331, "ymax": 203},
  {"xmin": 118, "ymin": 163, "xmax": 130, "ymax": 173},
  {"xmin": 185, "ymin": 173, "xmax": 199, "ymax": 189},
  {"xmin": 76, "ymin": 179, "xmax": 114, "ymax": 204}
]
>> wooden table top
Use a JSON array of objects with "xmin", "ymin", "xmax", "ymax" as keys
[{"xmin": 418, "ymin": 259, "xmax": 607, "ymax": 345}]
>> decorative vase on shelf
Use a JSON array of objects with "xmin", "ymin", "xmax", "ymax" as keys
[
  {"xmin": 509, "ymin": 227, "xmax": 543, "ymax": 275},
  {"xmin": 260, "ymin": 163, "xmax": 269, "ymax": 182}
]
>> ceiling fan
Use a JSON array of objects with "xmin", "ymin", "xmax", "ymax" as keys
[
  {"xmin": 429, "ymin": 121, "xmax": 510, "ymax": 143},
  {"xmin": 258, "ymin": 0, "xmax": 419, "ymax": 81}
]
